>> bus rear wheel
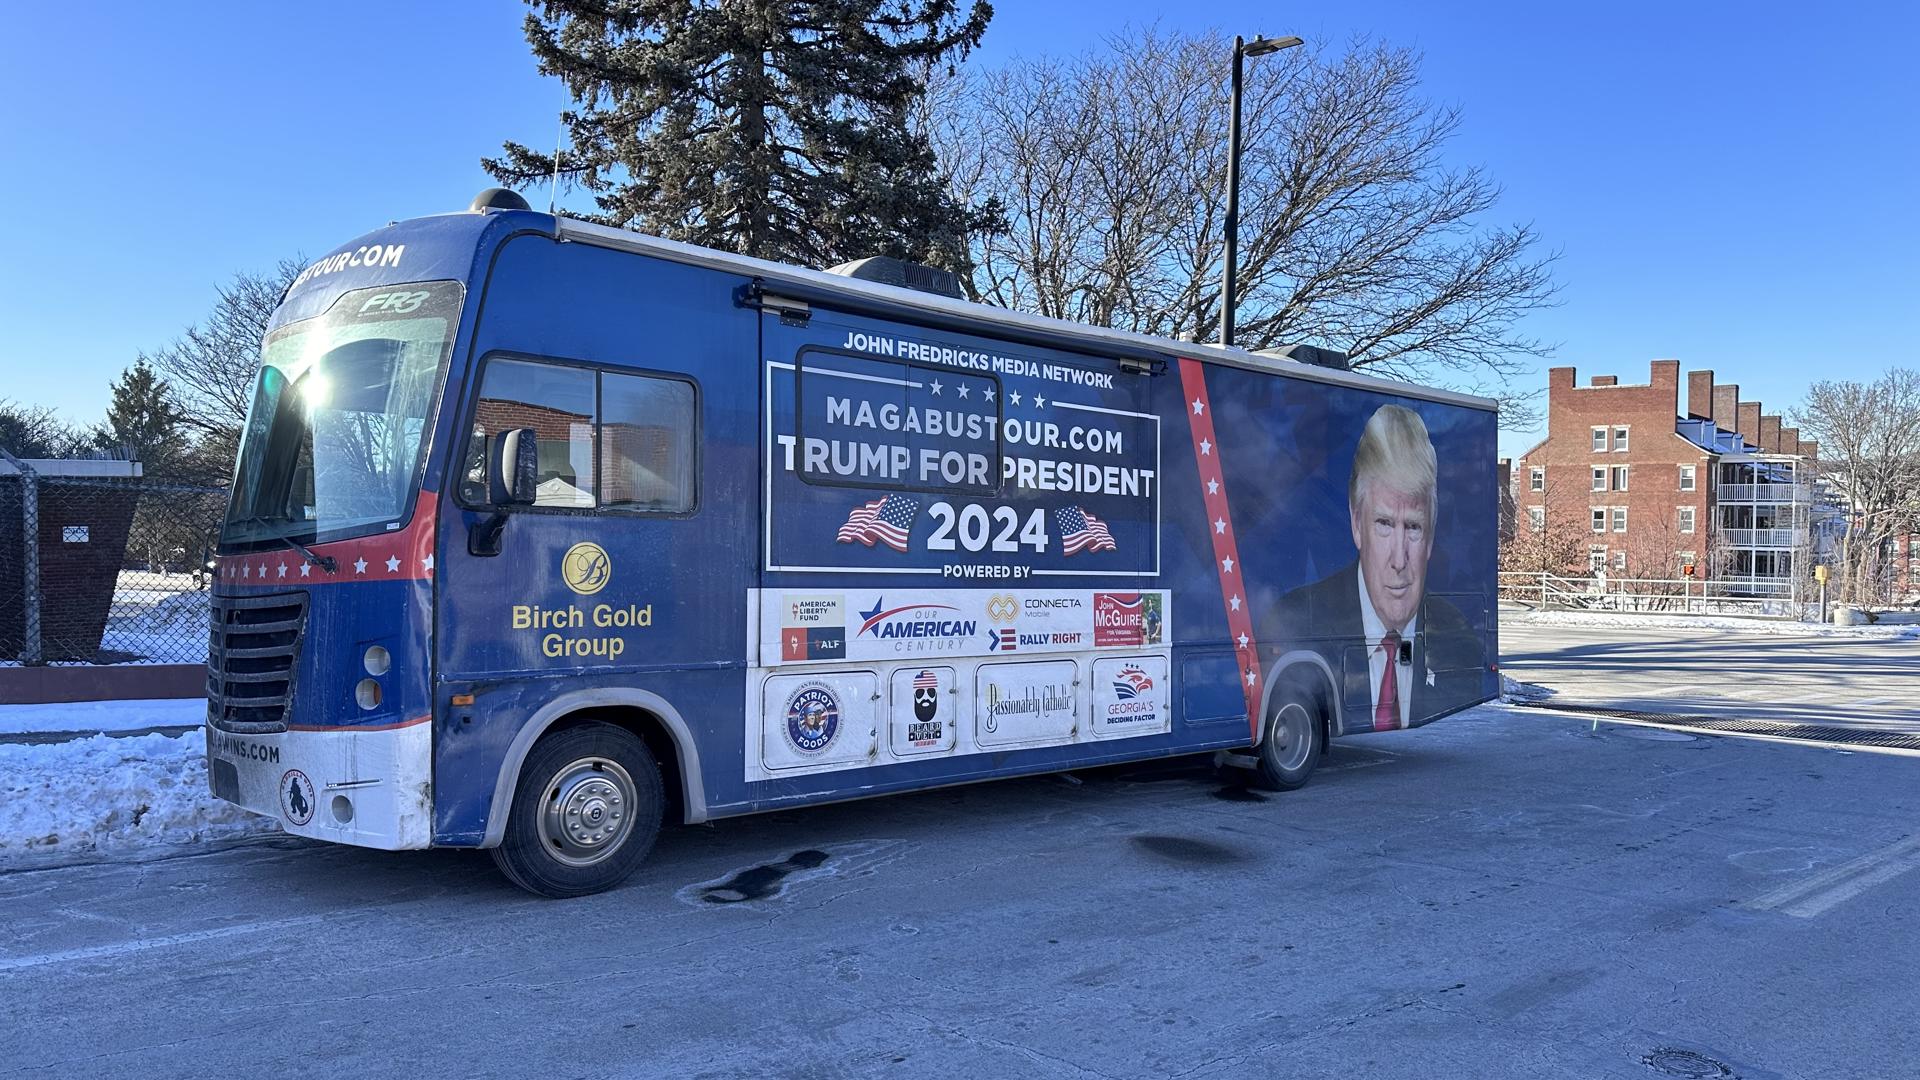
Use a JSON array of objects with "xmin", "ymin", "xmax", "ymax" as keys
[
  {"xmin": 492, "ymin": 721, "xmax": 664, "ymax": 898},
  {"xmin": 1254, "ymin": 689, "xmax": 1324, "ymax": 791}
]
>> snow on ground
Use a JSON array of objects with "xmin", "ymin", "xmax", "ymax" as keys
[
  {"xmin": 0, "ymin": 697, "xmax": 204, "ymax": 736},
  {"xmin": 1505, "ymin": 608, "xmax": 1920, "ymax": 639},
  {"xmin": 0, "ymin": 730, "xmax": 278, "ymax": 868},
  {"xmin": 1499, "ymin": 675, "xmax": 1555, "ymax": 703}
]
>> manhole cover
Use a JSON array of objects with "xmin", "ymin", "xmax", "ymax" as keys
[{"xmin": 1642, "ymin": 1048, "xmax": 1732, "ymax": 1078}]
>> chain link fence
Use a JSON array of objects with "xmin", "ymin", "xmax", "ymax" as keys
[{"xmin": 2, "ymin": 458, "xmax": 226, "ymax": 666}]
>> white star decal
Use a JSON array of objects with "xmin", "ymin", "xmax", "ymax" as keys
[
  {"xmin": 1213, "ymin": 518, "xmax": 1226, "ymax": 534},
  {"xmin": 1237, "ymin": 632, "xmax": 1250, "ymax": 648},
  {"xmin": 1222, "ymin": 556, "xmax": 1234, "ymax": 574},
  {"xmin": 258, "ymin": 563, "xmax": 269, "ymax": 578},
  {"xmin": 957, "ymin": 383, "xmax": 969, "ymax": 399},
  {"xmin": 1033, "ymin": 394, "xmax": 1046, "ymax": 409},
  {"xmin": 1192, "ymin": 398, "xmax": 1205, "ymax": 415},
  {"xmin": 1199, "ymin": 439, "xmax": 1212, "ymax": 456},
  {"xmin": 299, "ymin": 563, "xmax": 311, "ymax": 578},
  {"xmin": 422, "ymin": 554, "xmax": 435, "ymax": 573},
  {"xmin": 353, "ymin": 557, "xmax": 368, "ymax": 574},
  {"xmin": 929, "ymin": 379, "xmax": 943, "ymax": 395},
  {"xmin": 1008, "ymin": 390, "xmax": 1022, "ymax": 406},
  {"xmin": 1245, "ymin": 668, "xmax": 1258, "ymax": 687},
  {"xmin": 277, "ymin": 563, "xmax": 287, "ymax": 578},
  {"xmin": 983, "ymin": 385, "xmax": 996, "ymax": 402},
  {"xmin": 1229, "ymin": 594, "xmax": 1242, "ymax": 611},
  {"xmin": 241, "ymin": 564, "xmax": 250, "ymax": 579},
  {"xmin": 1207, "ymin": 478, "xmax": 1219, "ymax": 495},
  {"xmin": 385, "ymin": 555, "xmax": 401, "ymax": 573}
]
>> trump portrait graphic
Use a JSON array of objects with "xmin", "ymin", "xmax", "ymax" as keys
[{"xmin": 1266, "ymin": 403, "xmax": 1485, "ymax": 731}]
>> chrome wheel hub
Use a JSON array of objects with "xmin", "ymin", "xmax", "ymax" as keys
[{"xmin": 537, "ymin": 757, "xmax": 637, "ymax": 868}]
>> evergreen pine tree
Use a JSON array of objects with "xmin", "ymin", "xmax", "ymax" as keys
[
  {"xmin": 95, "ymin": 360, "xmax": 184, "ymax": 474},
  {"xmin": 485, "ymin": 0, "xmax": 995, "ymax": 273}
]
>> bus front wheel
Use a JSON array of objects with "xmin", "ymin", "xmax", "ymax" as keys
[
  {"xmin": 1254, "ymin": 689, "xmax": 1324, "ymax": 791},
  {"xmin": 492, "ymin": 721, "xmax": 664, "ymax": 898}
]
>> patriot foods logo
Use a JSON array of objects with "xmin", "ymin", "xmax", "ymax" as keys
[
  {"xmin": 561, "ymin": 542, "xmax": 612, "ymax": 595},
  {"xmin": 784, "ymin": 682, "xmax": 842, "ymax": 754}
]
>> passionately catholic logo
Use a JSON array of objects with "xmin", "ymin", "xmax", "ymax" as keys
[{"xmin": 561, "ymin": 542, "xmax": 611, "ymax": 595}]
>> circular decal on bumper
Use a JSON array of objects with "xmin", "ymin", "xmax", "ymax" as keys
[{"xmin": 280, "ymin": 769, "xmax": 316, "ymax": 826}]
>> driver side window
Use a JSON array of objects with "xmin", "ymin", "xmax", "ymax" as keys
[{"xmin": 462, "ymin": 358, "xmax": 597, "ymax": 508}]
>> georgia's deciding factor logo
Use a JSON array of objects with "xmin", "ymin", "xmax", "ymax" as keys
[
  {"xmin": 280, "ymin": 769, "xmax": 316, "ymax": 826},
  {"xmin": 784, "ymin": 681, "xmax": 842, "ymax": 754},
  {"xmin": 561, "ymin": 541, "xmax": 612, "ymax": 595}
]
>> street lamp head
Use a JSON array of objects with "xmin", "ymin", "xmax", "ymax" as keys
[{"xmin": 1242, "ymin": 35, "xmax": 1304, "ymax": 57}]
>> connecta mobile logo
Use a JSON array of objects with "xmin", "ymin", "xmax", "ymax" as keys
[{"xmin": 856, "ymin": 597, "xmax": 976, "ymax": 641}]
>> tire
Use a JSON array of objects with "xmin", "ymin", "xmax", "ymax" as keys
[
  {"xmin": 1253, "ymin": 686, "xmax": 1325, "ymax": 792},
  {"xmin": 491, "ymin": 721, "xmax": 664, "ymax": 899}
]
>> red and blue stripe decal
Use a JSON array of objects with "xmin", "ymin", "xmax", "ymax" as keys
[{"xmin": 1178, "ymin": 359, "xmax": 1263, "ymax": 740}]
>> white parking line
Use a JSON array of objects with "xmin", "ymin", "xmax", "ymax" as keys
[{"xmin": 1744, "ymin": 835, "xmax": 1920, "ymax": 918}]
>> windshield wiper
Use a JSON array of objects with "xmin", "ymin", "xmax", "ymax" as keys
[{"xmin": 236, "ymin": 516, "xmax": 337, "ymax": 574}]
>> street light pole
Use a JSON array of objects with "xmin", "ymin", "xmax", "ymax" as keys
[{"xmin": 1221, "ymin": 34, "xmax": 1303, "ymax": 349}]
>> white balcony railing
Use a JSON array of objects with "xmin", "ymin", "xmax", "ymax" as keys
[
  {"xmin": 1718, "ymin": 482, "xmax": 1810, "ymax": 503},
  {"xmin": 1720, "ymin": 527, "xmax": 1807, "ymax": 548}
]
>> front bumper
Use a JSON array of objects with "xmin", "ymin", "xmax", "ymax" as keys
[{"xmin": 205, "ymin": 720, "xmax": 433, "ymax": 849}]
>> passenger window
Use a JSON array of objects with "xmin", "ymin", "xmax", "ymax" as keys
[
  {"xmin": 464, "ymin": 358, "xmax": 597, "ymax": 508},
  {"xmin": 600, "ymin": 372, "xmax": 695, "ymax": 513}
]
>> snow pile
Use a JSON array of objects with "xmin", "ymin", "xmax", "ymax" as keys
[
  {"xmin": 1499, "ymin": 675, "xmax": 1555, "ymax": 703},
  {"xmin": 1506, "ymin": 609, "xmax": 1920, "ymax": 639},
  {"xmin": 0, "ymin": 697, "xmax": 205, "ymax": 737},
  {"xmin": 0, "ymin": 731, "xmax": 278, "ymax": 867}
]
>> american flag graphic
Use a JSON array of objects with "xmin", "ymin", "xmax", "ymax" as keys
[
  {"xmin": 836, "ymin": 495, "xmax": 919, "ymax": 552},
  {"xmin": 914, "ymin": 670, "xmax": 939, "ymax": 689},
  {"xmin": 1056, "ymin": 506, "xmax": 1117, "ymax": 555}
]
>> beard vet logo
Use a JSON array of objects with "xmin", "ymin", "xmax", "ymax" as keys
[
  {"xmin": 785, "ymin": 681, "xmax": 842, "ymax": 754},
  {"xmin": 280, "ymin": 769, "xmax": 316, "ymax": 826},
  {"xmin": 561, "ymin": 542, "xmax": 612, "ymax": 595}
]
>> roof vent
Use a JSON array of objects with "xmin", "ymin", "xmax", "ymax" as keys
[
  {"xmin": 470, "ymin": 187, "xmax": 533, "ymax": 213},
  {"xmin": 824, "ymin": 256, "xmax": 963, "ymax": 300},
  {"xmin": 1261, "ymin": 344, "xmax": 1351, "ymax": 371}
]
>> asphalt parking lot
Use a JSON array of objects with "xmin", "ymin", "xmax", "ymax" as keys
[{"xmin": 5, "ymin": 680, "xmax": 1919, "ymax": 1079}]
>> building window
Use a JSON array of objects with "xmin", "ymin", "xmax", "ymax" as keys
[
  {"xmin": 1591, "ymin": 427, "xmax": 1608, "ymax": 453},
  {"xmin": 1592, "ymin": 508, "xmax": 1606, "ymax": 533},
  {"xmin": 1528, "ymin": 506, "xmax": 1545, "ymax": 531},
  {"xmin": 1613, "ymin": 426, "xmax": 1630, "ymax": 452},
  {"xmin": 1589, "ymin": 546, "xmax": 1607, "ymax": 573},
  {"xmin": 1614, "ymin": 550, "xmax": 1628, "ymax": 572},
  {"xmin": 1679, "ymin": 464, "xmax": 1696, "ymax": 491},
  {"xmin": 1678, "ymin": 506, "xmax": 1695, "ymax": 534},
  {"xmin": 1592, "ymin": 466, "xmax": 1607, "ymax": 491},
  {"xmin": 1611, "ymin": 466, "xmax": 1629, "ymax": 492},
  {"xmin": 1678, "ymin": 551, "xmax": 1697, "ymax": 572},
  {"xmin": 1529, "ymin": 466, "xmax": 1544, "ymax": 492},
  {"xmin": 1612, "ymin": 507, "xmax": 1627, "ymax": 533}
]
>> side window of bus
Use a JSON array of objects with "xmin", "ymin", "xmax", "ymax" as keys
[
  {"xmin": 463, "ymin": 358, "xmax": 597, "ymax": 508},
  {"xmin": 600, "ymin": 372, "xmax": 695, "ymax": 513}
]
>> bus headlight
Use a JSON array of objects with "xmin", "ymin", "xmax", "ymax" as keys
[
  {"xmin": 363, "ymin": 645, "xmax": 391, "ymax": 676},
  {"xmin": 355, "ymin": 678, "xmax": 382, "ymax": 711}
]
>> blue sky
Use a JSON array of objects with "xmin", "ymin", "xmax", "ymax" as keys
[{"xmin": 2, "ymin": 1, "xmax": 1913, "ymax": 459}]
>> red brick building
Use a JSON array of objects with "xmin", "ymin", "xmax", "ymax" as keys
[{"xmin": 1507, "ymin": 360, "xmax": 1826, "ymax": 595}]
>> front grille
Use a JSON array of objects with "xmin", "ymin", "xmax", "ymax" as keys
[{"xmin": 207, "ymin": 591, "xmax": 308, "ymax": 733}]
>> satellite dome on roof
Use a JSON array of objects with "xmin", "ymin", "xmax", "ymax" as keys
[
  {"xmin": 470, "ymin": 188, "xmax": 533, "ymax": 213},
  {"xmin": 824, "ymin": 256, "xmax": 963, "ymax": 300}
]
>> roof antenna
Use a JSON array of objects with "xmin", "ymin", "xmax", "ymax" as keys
[{"xmin": 548, "ymin": 113, "xmax": 564, "ymax": 215}]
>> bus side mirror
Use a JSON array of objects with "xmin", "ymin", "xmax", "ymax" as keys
[
  {"xmin": 471, "ymin": 429, "xmax": 538, "ymax": 557},
  {"xmin": 488, "ymin": 429, "xmax": 539, "ymax": 507}
]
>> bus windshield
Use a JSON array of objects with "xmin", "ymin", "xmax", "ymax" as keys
[{"xmin": 221, "ymin": 282, "xmax": 464, "ymax": 550}]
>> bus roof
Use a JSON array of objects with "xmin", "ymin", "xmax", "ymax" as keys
[{"xmin": 552, "ymin": 216, "xmax": 1499, "ymax": 414}]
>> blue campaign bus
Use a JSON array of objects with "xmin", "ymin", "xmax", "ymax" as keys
[{"xmin": 206, "ymin": 189, "xmax": 1498, "ymax": 897}]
